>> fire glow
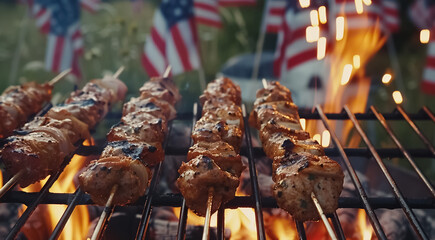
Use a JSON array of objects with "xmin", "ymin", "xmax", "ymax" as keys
[{"xmin": 19, "ymin": 139, "xmax": 93, "ymax": 240}]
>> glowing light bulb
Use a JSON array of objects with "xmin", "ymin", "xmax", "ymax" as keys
[
  {"xmin": 336, "ymin": 17, "xmax": 345, "ymax": 41},
  {"xmin": 341, "ymin": 64, "xmax": 353, "ymax": 85},
  {"xmin": 318, "ymin": 6, "xmax": 327, "ymax": 24},
  {"xmin": 353, "ymin": 55, "xmax": 361, "ymax": 69},
  {"xmin": 300, "ymin": 118, "xmax": 306, "ymax": 130},
  {"xmin": 299, "ymin": 0, "xmax": 310, "ymax": 8},
  {"xmin": 310, "ymin": 10, "xmax": 319, "ymax": 26},
  {"xmin": 306, "ymin": 26, "xmax": 320, "ymax": 43},
  {"xmin": 313, "ymin": 134, "xmax": 321, "ymax": 143},
  {"xmin": 420, "ymin": 29, "xmax": 430, "ymax": 44},
  {"xmin": 322, "ymin": 130, "xmax": 330, "ymax": 147},
  {"xmin": 382, "ymin": 73, "xmax": 392, "ymax": 84},
  {"xmin": 317, "ymin": 37, "xmax": 327, "ymax": 60},
  {"xmin": 392, "ymin": 91, "xmax": 403, "ymax": 104},
  {"xmin": 355, "ymin": 0, "xmax": 364, "ymax": 14}
]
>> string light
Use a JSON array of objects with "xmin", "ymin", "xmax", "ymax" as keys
[
  {"xmin": 313, "ymin": 134, "xmax": 321, "ymax": 144},
  {"xmin": 299, "ymin": 0, "xmax": 310, "ymax": 8},
  {"xmin": 382, "ymin": 73, "xmax": 392, "ymax": 84},
  {"xmin": 318, "ymin": 6, "xmax": 327, "ymax": 24},
  {"xmin": 353, "ymin": 55, "xmax": 361, "ymax": 69},
  {"xmin": 310, "ymin": 10, "xmax": 319, "ymax": 26},
  {"xmin": 341, "ymin": 64, "xmax": 353, "ymax": 85},
  {"xmin": 420, "ymin": 29, "xmax": 430, "ymax": 44},
  {"xmin": 392, "ymin": 91, "xmax": 403, "ymax": 104},
  {"xmin": 306, "ymin": 26, "xmax": 320, "ymax": 43},
  {"xmin": 363, "ymin": 0, "xmax": 372, "ymax": 5},
  {"xmin": 317, "ymin": 37, "xmax": 327, "ymax": 60},
  {"xmin": 336, "ymin": 17, "xmax": 345, "ymax": 41},
  {"xmin": 322, "ymin": 130, "xmax": 330, "ymax": 147},
  {"xmin": 355, "ymin": 0, "xmax": 364, "ymax": 14}
]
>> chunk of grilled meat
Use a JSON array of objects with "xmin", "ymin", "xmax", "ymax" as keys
[
  {"xmin": 123, "ymin": 97, "xmax": 176, "ymax": 121},
  {"xmin": 2, "ymin": 114, "xmax": 89, "ymax": 187},
  {"xmin": 101, "ymin": 140, "xmax": 164, "ymax": 167},
  {"xmin": 140, "ymin": 81, "xmax": 179, "ymax": 106},
  {"xmin": 249, "ymin": 101, "xmax": 299, "ymax": 130},
  {"xmin": 272, "ymin": 152, "xmax": 344, "ymax": 221},
  {"xmin": 187, "ymin": 141, "xmax": 244, "ymax": 177},
  {"xmin": 191, "ymin": 117, "xmax": 243, "ymax": 152},
  {"xmin": 253, "ymin": 81, "xmax": 293, "ymax": 106},
  {"xmin": 199, "ymin": 77, "xmax": 242, "ymax": 105},
  {"xmin": 177, "ymin": 155, "xmax": 239, "ymax": 216},
  {"xmin": 150, "ymin": 76, "xmax": 181, "ymax": 103},
  {"xmin": 79, "ymin": 156, "xmax": 151, "ymax": 205},
  {"xmin": 0, "ymin": 82, "xmax": 53, "ymax": 138}
]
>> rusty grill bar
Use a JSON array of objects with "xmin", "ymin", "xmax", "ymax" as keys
[{"xmin": 0, "ymin": 105, "xmax": 434, "ymax": 240}]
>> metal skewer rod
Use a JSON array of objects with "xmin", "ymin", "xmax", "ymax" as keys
[
  {"xmin": 91, "ymin": 184, "xmax": 118, "ymax": 240},
  {"xmin": 112, "ymin": 66, "xmax": 125, "ymax": 79},
  {"xmin": 48, "ymin": 69, "xmax": 72, "ymax": 86},
  {"xmin": 0, "ymin": 170, "xmax": 24, "ymax": 199},
  {"xmin": 163, "ymin": 65, "xmax": 172, "ymax": 78},
  {"xmin": 202, "ymin": 187, "xmax": 214, "ymax": 240},
  {"xmin": 262, "ymin": 78, "xmax": 268, "ymax": 88},
  {"xmin": 311, "ymin": 192, "xmax": 338, "ymax": 240}
]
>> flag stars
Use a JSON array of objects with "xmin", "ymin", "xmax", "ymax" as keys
[{"xmin": 174, "ymin": 8, "xmax": 182, "ymax": 16}]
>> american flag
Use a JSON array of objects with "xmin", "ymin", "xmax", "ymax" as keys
[
  {"xmin": 218, "ymin": 0, "xmax": 256, "ymax": 6},
  {"xmin": 42, "ymin": 0, "xmax": 83, "ymax": 77},
  {"xmin": 142, "ymin": 0, "xmax": 201, "ymax": 77},
  {"xmin": 26, "ymin": 0, "xmax": 51, "ymax": 34},
  {"xmin": 274, "ymin": 0, "xmax": 328, "ymax": 77},
  {"xmin": 334, "ymin": 0, "xmax": 381, "ymax": 30},
  {"xmin": 381, "ymin": 0, "xmax": 400, "ymax": 33},
  {"xmin": 422, "ymin": 30, "xmax": 435, "ymax": 94},
  {"xmin": 80, "ymin": 0, "xmax": 101, "ymax": 13},
  {"xmin": 194, "ymin": 0, "xmax": 222, "ymax": 28},
  {"xmin": 263, "ymin": 0, "xmax": 286, "ymax": 33}
]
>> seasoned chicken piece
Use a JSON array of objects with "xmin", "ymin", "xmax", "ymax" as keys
[
  {"xmin": 177, "ymin": 155, "xmax": 239, "ymax": 216},
  {"xmin": 101, "ymin": 140, "xmax": 164, "ymax": 167},
  {"xmin": 262, "ymin": 132, "xmax": 324, "ymax": 160},
  {"xmin": 253, "ymin": 81, "xmax": 293, "ymax": 106},
  {"xmin": 150, "ymin": 76, "xmax": 181, "ymax": 103},
  {"xmin": 249, "ymin": 101, "xmax": 299, "ymax": 129},
  {"xmin": 272, "ymin": 152, "xmax": 344, "ymax": 221},
  {"xmin": 187, "ymin": 141, "xmax": 244, "ymax": 177},
  {"xmin": 0, "ymin": 82, "xmax": 53, "ymax": 138},
  {"xmin": 107, "ymin": 112, "xmax": 166, "ymax": 143},
  {"xmin": 192, "ymin": 117, "xmax": 243, "ymax": 152},
  {"xmin": 140, "ymin": 81, "xmax": 178, "ymax": 105},
  {"xmin": 79, "ymin": 156, "xmax": 151, "ymax": 205},
  {"xmin": 199, "ymin": 77, "xmax": 242, "ymax": 105},
  {"xmin": 123, "ymin": 97, "xmax": 176, "ymax": 120}
]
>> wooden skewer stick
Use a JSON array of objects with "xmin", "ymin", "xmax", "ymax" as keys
[
  {"xmin": 0, "ymin": 170, "xmax": 25, "ymax": 199},
  {"xmin": 202, "ymin": 187, "xmax": 214, "ymax": 240},
  {"xmin": 112, "ymin": 66, "xmax": 125, "ymax": 79},
  {"xmin": 48, "ymin": 68, "xmax": 72, "ymax": 86},
  {"xmin": 91, "ymin": 184, "xmax": 119, "ymax": 240},
  {"xmin": 311, "ymin": 192, "xmax": 338, "ymax": 240},
  {"xmin": 163, "ymin": 65, "xmax": 172, "ymax": 78},
  {"xmin": 262, "ymin": 78, "xmax": 268, "ymax": 89}
]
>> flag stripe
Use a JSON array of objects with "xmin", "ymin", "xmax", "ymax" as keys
[{"xmin": 171, "ymin": 25, "xmax": 193, "ymax": 71}]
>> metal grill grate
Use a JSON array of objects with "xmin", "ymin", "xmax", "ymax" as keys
[{"xmin": 1, "ymin": 105, "xmax": 434, "ymax": 240}]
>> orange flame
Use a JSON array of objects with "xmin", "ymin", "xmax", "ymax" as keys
[
  {"xmin": 19, "ymin": 139, "xmax": 93, "ymax": 240},
  {"xmin": 357, "ymin": 209, "xmax": 374, "ymax": 240}
]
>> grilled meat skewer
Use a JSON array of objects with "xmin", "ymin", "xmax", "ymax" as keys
[
  {"xmin": 249, "ymin": 81, "xmax": 344, "ymax": 221},
  {"xmin": 1, "ymin": 76, "xmax": 127, "ymax": 188},
  {"xmin": 177, "ymin": 77, "xmax": 244, "ymax": 216},
  {"xmin": 79, "ymin": 76, "xmax": 180, "ymax": 205}
]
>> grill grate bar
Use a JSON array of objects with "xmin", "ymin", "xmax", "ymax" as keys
[
  {"xmin": 295, "ymin": 221, "xmax": 307, "ymax": 240},
  {"xmin": 346, "ymin": 106, "xmax": 429, "ymax": 240},
  {"xmin": 396, "ymin": 106, "xmax": 435, "ymax": 156},
  {"xmin": 331, "ymin": 213, "xmax": 346, "ymax": 239},
  {"xmin": 370, "ymin": 106, "xmax": 435, "ymax": 197},
  {"xmin": 5, "ymin": 149, "xmax": 79, "ymax": 240},
  {"xmin": 315, "ymin": 105, "xmax": 388, "ymax": 240},
  {"xmin": 135, "ymin": 123, "xmax": 174, "ymax": 240},
  {"xmin": 217, "ymin": 206, "xmax": 225, "ymax": 239},
  {"xmin": 49, "ymin": 188, "xmax": 84, "ymax": 240},
  {"xmin": 241, "ymin": 104, "xmax": 266, "ymax": 240},
  {"xmin": 422, "ymin": 107, "xmax": 435, "ymax": 122},
  {"xmin": 176, "ymin": 103, "xmax": 198, "ymax": 240}
]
